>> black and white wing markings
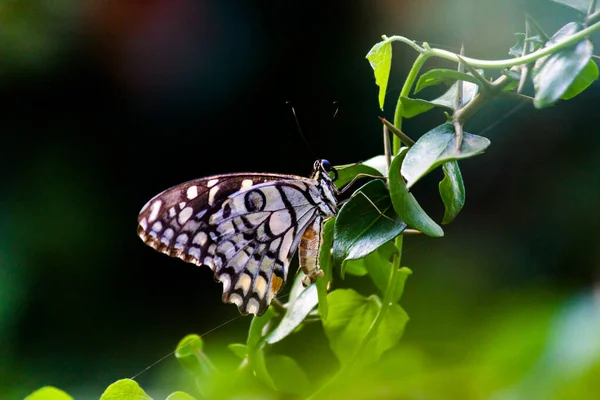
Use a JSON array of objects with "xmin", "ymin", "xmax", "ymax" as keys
[{"xmin": 137, "ymin": 167, "xmax": 338, "ymax": 316}]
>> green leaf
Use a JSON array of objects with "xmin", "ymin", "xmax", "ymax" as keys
[
  {"xmin": 414, "ymin": 69, "xmax": 480, "ymax": 94},
  {"xmin": 401, "ymin": 78, "xmax": 479, "ymax": 118},
  {"xmin": 361, "ymin": 241, "xmax": 412, "ymax": 303},
  {"xmin": 166, "ymin": 392, "xmax": 197, "ymax": 400},
  {"xmin": 25, "ymin": 387, "xmax": 73, "ymax": 400},
  {"xmin": 266, "ymin": 355, "xmax": 311, "ymax": 396},
  {"xmin": 343, "ymin": 257, "xmax": 369, "ymax": 277},
  {"xmin": 361, "ymin": 155, "xmax": 389, "ymax": 176},
  {"xmin": 561, "ymin": 59, "xmax": 599, "ymax": 100},
  {"xmin": 266, "ymin": 276, "xmax": 318, "ymax": 344},
  {"xmin": 175, "ymin": 334, "xmax": 210, "ymax": 377},
  {"xmin": 551, "ymin": 0, "xmax": 600, "ymax": 13},
  {"xmin": 389, "ymin": 148, "xmax": 444, "ymax": 237},
  {"xmin": 247, "ymin": 307, "xmax": 277, "ymax": 390},
  {"xmin": 401, "ymin": 123, "xmax": 490, "ymax": 188},
  {"xmin": 317, "ymin": 218, "xmax": 335, "ymax": 319},
  {"xmin": 439, "ymin": 161, "xmax": 466, "ymax": 224},
  {"xmin": 228, "ymin": 343, "xmax": 248, "ymax": 359},
  {"xmin": 323, "ymin": 289, "xmax": 409, "ymax": 366},
  {"xmin": 533, "ymin": 22, "xmax": 594, "ymax": 108},
  {"xmin": 333, "ymin": 180, "xmax": 406, "ymax": 273},
  {"xmin": 509, "ymin": 33, "xmax": 544, "ymax": 57},
  {"xmin": 366, "ymin": 40, "xmax": 392, "ymax": 110},
  {"xmin": 100, "ymin": 379, "xmax": 152, "ymax": 400},
  {"xmin": 334, "ymin": 160, "xmax": 383, "ymax": 189}
]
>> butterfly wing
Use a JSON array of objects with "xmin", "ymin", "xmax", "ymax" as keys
[{"xmin": 137, "ymin": 173, "xmax": 326, "ymax": 316}]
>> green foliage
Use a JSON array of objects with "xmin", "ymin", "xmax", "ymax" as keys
[
  {"xmin": 332, "ymin": 180, "xmax": 406, "ymax": 275},
  {"xmin": 99, "ymin": 380, "xmax": 152, "ymax": 400},
  {"xmin": 401, "ymin": 124, "xmax": 490, "ymax": 188},
  {"xmin": 26, "ymin": 1, "xmax": 600, "ymax": 399},
  {"xmin": 533, "ymin": 22, "xmax": 594, "ymax": 107},
  {"xmin": 25, "ymin": 387, "xmax": 73, "ymax": 400},
  {"xmin": 365, "ymin": 40, "xmax": 392, "ymax": 109},
  {"xmin": 439, "ymin": 161, "xmax": 465, "ymax": 224}
]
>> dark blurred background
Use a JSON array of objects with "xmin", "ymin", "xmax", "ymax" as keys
[{"xmin": 2, "ymin": 0, "xmax": 599, "ymax": 398}]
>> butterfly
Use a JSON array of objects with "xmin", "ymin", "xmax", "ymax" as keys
[{"xmin": 137, "ymin": 159, "xmax": 338, "ymax": 316}]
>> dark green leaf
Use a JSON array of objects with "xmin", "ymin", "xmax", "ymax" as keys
[
  {"xmin": 334, "ymin": 160, "xmax": 384, "ymax": 189},
  {"xmin": 266, "ymin": 355, "xmax": 311, "ymax": 396},
  {"xmin": 389, "ymin": 148, "xmax": 443, "ymax": 237},
  {"xmin": 366, "ymin": 40, "xmax": 392, "ymax": 110},
  {"xmin": 551, "ymin": 0, "xmax": 600, "ymax": 13},
  {"xmin": 561, "ymin": 59, "xmax": 599, "ymax": 99},
  {"xmin": 333, "ymin": 180, "xmax": 406, "ymax": 273},
  {"xmin": 100, "ymin": 380, "xmax": 152, "ymax": 400},
  {"xmin": 166, "ymin": 392, "xmax": 197, "ymax": 400},
  {"xmin": 266, "ymin": 275, "xmax": 318, "ymax": 344},
  {"xmin": 247, "ymin": 307, "xmax": 277, "ymax": 390},
  {"xmin": 414, "ymin": 69, "xmax": 480, "ymax": 94},
  {"xmin": 401, "ymin": 79, "xmax": 479, "ymax": 118},
  {"xmin": 401, "ymin": 124, "xmax": 490, "ymax": 188},
  {"xmin": 323, "ymin": 289, "xmax": 409, "ymax": 366},
  {"xmin": 228, "ymin": 343, "xmax": 248, "ymax": 359},
  {"xmin": 25, "ymin": 387, "xmax": 73, "ymax": 400},
  {"xmin": 533, "ymin": 22, "xmax": 593, "ymax": 108},
  {"xmin": 317, "ymin": 218, "xmax": 335, "ymax": 319},
  {"xmin": 439, "ymin": 161, "xmax": 466, "ymax": 224},
  {"xmin": 175, "ymin": 334, "xmax": 210, "ymax": 377}
]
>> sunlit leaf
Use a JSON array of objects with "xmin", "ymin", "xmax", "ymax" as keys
[
  {"xmin": 533, "ymin": 22, "xmax": 593, "ymax": 108},
  {"xmin": 166, "ymin": 392, "xmax": 197, "ymax": 400},
  {"xmin": 401, "ymin": 79, "xmax": 479, "ymax": 118},
  {"xmin": 334, "ymin": 160, "xmax": 384, "ymax": 189},
  {"xmin": 100, "ymin": 379, "xmax": 152, "ymax": 400},
  {"xmin": 366, "ymin": 40, "xmax": 393, "ymax": 109},
  {"xmin": 561, "ymin": 59, "xmax": 599, "ymax": 100},
  {"xmin": 439, "ymin": 161, "xmax": 466, "ymax": 224},
  {"xmin": 267, "ymin": 278, "xmax": 318, "ymax": 344},
  {"xmin": 267, "ymin": 355, "xmax": 312, "ymax": 396},
  {"xmin": 317, "ymin": 218, "xmax": 335, "ymax": 319},
  {"xmin": 25, "ymin": 387, "xmax": 73, "ymax": 400},
  {"xmin": 175, "ymin": 334, "xmax": 209, "ymax": 377},
  {"xmin": 333, "ymin": 180, "xmax": 406, "ymax": 274},
  {"xmin": 228, "ymin": 343, "xmax": 248, "ymax": 359},
  {"xmin": 550, "ymin": 0, "xmax": 600, "ymax": 13},
  {"xmin": 401, "ymin": 124, "xmax": 490, "ymax": 188},
  {"xmin": 323, "ymin": 289, "xmax": 409, "ymax": 366},
  {"xmin": 414, "ymin": 69, "xmax": 480, "ymax": 94},
  {"xmin": 389, "ymin": 148, "xmax": 443, "ymax": 237},
  {"xmin": 361, "ymin": 155, "xmax": 389, "ymax": 176}
]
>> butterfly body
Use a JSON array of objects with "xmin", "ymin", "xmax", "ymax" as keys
[{"xmin": 137, "ymin": 160, "xmax": 337, "ymax": 316}]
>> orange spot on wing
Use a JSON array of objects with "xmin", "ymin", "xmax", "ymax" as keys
[{"xmin": 271, "ymin": 276, "xmax": 283, "ymax": 293}]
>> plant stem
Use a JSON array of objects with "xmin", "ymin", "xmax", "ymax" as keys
[
  {"xmin": 384, "ymin": 20, "xmax": 600, "ymax": 69},
  {"xmin": 393, "ymin": 53, "xmax": 429, "ymax": 153}
]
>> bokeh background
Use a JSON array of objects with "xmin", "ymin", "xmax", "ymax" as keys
[{"xmin": 2, "ymin": 0, "xmax": 599, "ymax": 398}]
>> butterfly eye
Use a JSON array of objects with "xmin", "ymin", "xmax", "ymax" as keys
[{"xmin": 321, "ymin": 159, "xmax": 332, "ymax": 171}]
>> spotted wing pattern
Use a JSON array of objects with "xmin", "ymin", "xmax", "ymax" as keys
[{"xmin": 137, "ymin": 167, "xmax": 337, "ymax": 316}]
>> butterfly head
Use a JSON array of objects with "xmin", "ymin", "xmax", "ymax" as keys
[{"xmin": 314, "ymin": 159, "xmax": 338, "ymax": 182}]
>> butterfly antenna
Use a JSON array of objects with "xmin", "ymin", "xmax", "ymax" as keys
[
  {"xmin": 286, "ymin": 101, "xmax": 318, "ymax": 160},
  {"xmin": 332, "ymin": 101, "xmax": 340, "ymax": 119}
]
